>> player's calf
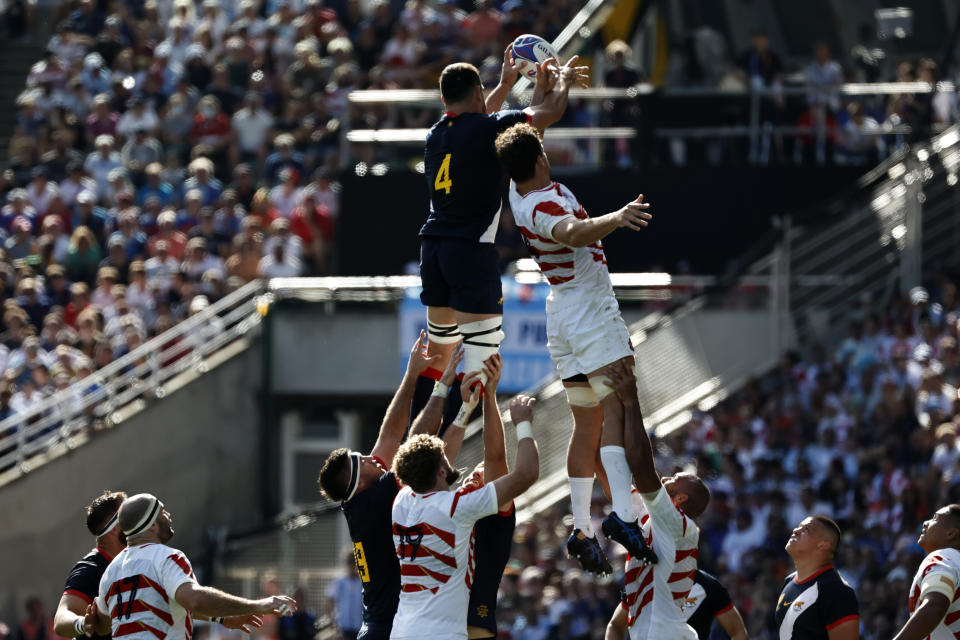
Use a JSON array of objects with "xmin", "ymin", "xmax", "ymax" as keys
[{"xmin": 459, "ymin": 316, "xmax": 505, "ymax": 389}]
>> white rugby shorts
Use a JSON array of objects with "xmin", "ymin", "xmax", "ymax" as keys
[{"xmin": 546, "ymin": 289, "xmax": 633, "ymax": 379}]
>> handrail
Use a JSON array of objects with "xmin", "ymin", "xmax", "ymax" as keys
[{"xmin": 0, "ymin": 279, "xmax": 267, "ymax": 473}]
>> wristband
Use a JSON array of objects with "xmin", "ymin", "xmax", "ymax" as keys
[
  {"xmin": 515, "ymin": 420, "xmax": 533, "ymax": 441},
  {"xmin": 453, "ymin": 401, "xmax": 473, "ymax": 426},
  {"xmin": 74, "ymin": 617, "xmax": 85, "ymax": 636},
  {"xmin": 431, "ymin": 381, "xmax": 450, "ymax": 399},
  {"xmin": 212, "ymin": 617, "xmax": 225, "ymax": 625}
]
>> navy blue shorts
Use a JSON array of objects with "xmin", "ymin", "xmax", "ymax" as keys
[{"xmin": 419, "ymin": 237, "xmax": 503, "ymax": 315}]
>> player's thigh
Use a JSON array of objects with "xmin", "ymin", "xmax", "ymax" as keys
[
  {"xmin": 547, "ymin": 315, "xmax": 580, "ymax": 380},
  {"xmin": 440, "ymin": 241, "xmax": 503, "ymax": 315},
  {"xmin": 419, "ymin": 238, "xmax": 452, "ymax": 308},
  {"xmin": 574, "ymin": 298, "xmax": 634, "ymax": 379}
]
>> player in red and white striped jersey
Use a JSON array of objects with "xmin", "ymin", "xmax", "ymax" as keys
[
  {"xmin": 893, "ymin": 504, "xmax": 960, "ymax": 640},
  {"xmin": 84, "ymin": 494, "xmax": 296, "ymax": 640},
  {"xmin": 496, "ymin": 123, "xmax": 656, "ymax": 574},
  {"xmin": 602, "ymin": 360, "xmax": 711, "ymax": 640},
  {"xmin": 390, "ymin": 395, "xmax": 540, "ymax": 640}
]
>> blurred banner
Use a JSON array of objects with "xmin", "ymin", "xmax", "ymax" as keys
[{"xmin": 399, "ymin": 278, "xmax": 555, "ymax": 392}]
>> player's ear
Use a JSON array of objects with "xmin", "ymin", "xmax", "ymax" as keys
[{"xmin": 674, "ymin": 493, "xmax": 689, "ymax": 507}]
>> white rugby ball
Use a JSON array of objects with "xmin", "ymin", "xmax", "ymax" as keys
[{"xmin": 511, "ymin": 34, "xmax": 559, "ymax": 79}]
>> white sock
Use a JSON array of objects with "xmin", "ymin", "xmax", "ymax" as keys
[
  {"xmin": 600, "ymin": 446, "xmax": 636, "ymax": 522},
  {"xmin": 569, "ymin": 477, "xmax": 594, "ymax": 536}
]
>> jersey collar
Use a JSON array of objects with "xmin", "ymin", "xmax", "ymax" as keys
[
  {"xmin": 444, "ymin": 112, "xmax": 460, "ymax": 118},
  {"xmin": 520, "ymin": 181, "xmax": 556, "ymax": 199},
  {"xmin": 794, "ymin": 564, "xmax": 834, "ymax": 584},
  {"xmin": 95, "ymin": 546, "xmax": 115, "ymax": 562}
]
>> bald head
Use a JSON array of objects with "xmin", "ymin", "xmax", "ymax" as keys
[{"xmin": 119, "ymin": 493, "xmax": 164, "ymax": 540}]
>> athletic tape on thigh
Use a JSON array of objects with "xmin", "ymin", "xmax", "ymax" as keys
[
  {"xmin": 588, "ymin": 375, "xmax": 614, "ymax": 400},
  {"xmin": 459, "ymin": 318, "xmax": 505, "ymax": 375},
  {"xmin": 427, "ymin": 320, "xmax": 461, "ymax": 344},
  {"xmin": 565, "ymin": 386, "xmax": 599, "ymax": 407}
]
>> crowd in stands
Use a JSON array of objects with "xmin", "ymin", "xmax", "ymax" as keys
[{"xmin": 474, "ymin": 273, "xmax": 960, "ymax": 639}]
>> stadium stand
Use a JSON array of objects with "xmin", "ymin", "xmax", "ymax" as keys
[{"xmin": 1, "ymin": 1, "xmax": 960, "ymax": 639}]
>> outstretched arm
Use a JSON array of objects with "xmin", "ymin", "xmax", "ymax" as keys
[
  {"xmin": 605, "ymin": 604, "xmax": 628, "ymax": 640},
  {"xmin": 491, "ymin": 396, "xmax": 540, "ymax": 510},
  {"xmin": 485, "ymin": 45, "xmax": 522, "ymax": 113},
  {"xmin": 174, "ymin": 583, "xmax": 297, "ymax": 619},
  {"xmin": 551, "ymin": 195, "xmax": 651, "ymax": 248},
  {"xmin": 443, "ymin": 359, "xmax": 493, "ymax": 463},
  {"xmin": 370, "ymin": 331, "xmax": 440, "ymax": 467},
  {"xmin": 528, "ymin": 56, "xmax": 590, "ymax": 131},
  {"xmin": 604, "ymin": 360, "xmax": 660, "ymax": 493},
  {"xmin": 480, "ymin": 355, "xmax": 508, "ymax": 482},
  {"xmin": 55, "ymin": 593, "xmax": 91, "ymax": 638},
  {"xmin": 410, "ymin": 344, "xmax": 463, "ymax": 437}
]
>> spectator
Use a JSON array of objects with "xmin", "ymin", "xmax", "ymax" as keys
[
  {"xmin": 15, "ymin": 598, "xmax": 53, "ymax": 640},
  {"xmin": 83, "ymin": 134, "xmax": 122, "ymax": 199},
  {"xmin": 325, "ymin": 553, "xmax": 362, "ymax": 640},
  {"xmin": 258, "ymin": 241, "xmax": 302, "ymax": 277},
  {"xmin": 231, "ymin": 92, "xmax": 275, "ymax": 169}
]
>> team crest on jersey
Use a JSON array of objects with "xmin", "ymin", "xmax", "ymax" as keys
[
  {"xmin": 793, "ymin": 601, "xmax": 804, "ymax": 611},
  {"xmin": 680, "ymin": 595, "xmax": 699, "ymax": 611},
  {"xmin": 475, "ymin": 605, "xmax": 489, "ymax": 618}
]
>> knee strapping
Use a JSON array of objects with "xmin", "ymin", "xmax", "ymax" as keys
[
  {"xmin": 427, "ymin": 319, "xmax": 461, "ymax": 344},
  {"xmin": 565, "ymin": 386, "xmax": 599, "ymax": 407},
  {"xmin": 460, "ymin": 317, "xmax": 505, "ymax": 374},
  {"xmin": 588, "ymin": 375, "xmax": 615, "ymax": 400}
]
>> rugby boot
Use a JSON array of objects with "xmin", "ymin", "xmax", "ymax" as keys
[
  {"xmin": 566, "ymin": 529, "xmax": 613, "ymax": 575},
  {"xmin": 602, "ymin": 511, "xmax": 658, "ymax": 564}
]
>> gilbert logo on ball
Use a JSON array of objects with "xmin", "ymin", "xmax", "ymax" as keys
[{"xmin": 511, "ymin": 34, "xmax": 559, "ymax": 79}]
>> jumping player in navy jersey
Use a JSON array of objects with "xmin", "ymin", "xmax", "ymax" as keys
[
  {"xmin": 411, "ymin": 46, "xmax": 588, "ymax": 425},
  {"xmin": 53, "ymin": 491, "xmax": 127, "ymax": 640}
]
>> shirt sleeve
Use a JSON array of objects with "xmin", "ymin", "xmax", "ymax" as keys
[
  {"xmin": 700, "ymin": 574, "xmax": 733, "ymax": 617},
  {"xmin": 489, "ymin": 110, "xmax": 531, "ymax": 132},
  {"xmin": 640, "ymin": 486, "xmax": 689, "ymax": 539},
  {"xmin": 63, "ymin": 561, "xmax": 99, "ymax": 604},
  {"xmin": 919, "ymin": 556, "xmax": 960, "ymax": 602},
  {"xmin": 530, "ymin": 198, "xmax": 576, "ymax": 241},
  {"xmin": 819, "ymin": 578, "xmax": 860, "ymax": 630},
  {"xmin": 158, "ymin": 550, "xmax": 198, "ymax": 602},
  {"xmin": 449, "ymin": 483, "xmax": 498, "ymax": 524}
]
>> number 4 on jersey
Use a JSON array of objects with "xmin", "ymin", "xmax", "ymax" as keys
[{"xmin": 434, "ymin": 154, "xmax": 452, "ymax": 194}]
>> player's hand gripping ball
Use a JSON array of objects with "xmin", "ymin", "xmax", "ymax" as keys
[{"xmin": 511, "ymin": 34, "xmax": 559, "ymax": 79}]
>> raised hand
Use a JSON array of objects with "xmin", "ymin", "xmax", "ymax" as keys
[
  {"xmin": 440, "ymin": 342, "xmax": 464, "ymax": 386},
  {"xmin": 406, "ymin": 330, "xmax": 441, "ymax": 377},
  {"xmin": 460, "ymin": 370, "xmax": 484, "ymax": 407},
  {"xmin": 500, "ymin": 44, "xmax": 522, "ymax": 86},
  {"xmin": 559, "ymin": 55, "xmax": 591, "ymax": 88},
  {"xmin": 535, "ymin": 57, "xmax": 559, "ymax": 94},
  {"xmin": 223, "ymin": 615, "xmax": 264, "ymax": 633},
  {"xmin": 481, "ymin": 354, "xmax": 502, "ymax": 396},
  {"xmin": 603, "ymin": 359, "xmax": 638, "ymax": 404},
  {"xmin": 613, "ymin": 194, "xmax": 652, "ymax": 231},
  {"xmin": 509, "ymin": 394, "xmax": 536, "ymax": 425}
]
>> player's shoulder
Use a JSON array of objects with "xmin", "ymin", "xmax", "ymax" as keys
[
  {"xmin": 817, "ymin": 567, "xmax": 854, "ymax": 591},
  {"xmin": 695, "ymin": 569, "xmax": 722, "ymax": 589}
]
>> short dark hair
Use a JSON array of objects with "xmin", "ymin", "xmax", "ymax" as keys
[
  {"xmin": 439, "ymin": 63, "xmax": 481, "ymax": 104},
  {"xmin": 495, "ymin": 123, "xmax": 543, "ymax": 182},
  {"xmin": 85, "ymin": 490, "xmax": 127, "ymax": 536},
  {"xmin": 318, "ymin": 448, "xmax": 352, "ymax": 502},
  {"xmin": 679, "ymin": 475, "xmax": 711, "ymax": 519},
  {"xmin": 943, "ymin": 504, "xmax": 960, "ymax": 528},
  {"xmin": 393, "ymin": 434, "xmax": 445, "ymax": 494},
  {"xmin": 811, "ymin": 514, "xmax": 842, "ymax": 552}
]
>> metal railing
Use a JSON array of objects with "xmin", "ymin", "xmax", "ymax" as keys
[
  {"xmin": 748, "ymin": 124, "xmax": 960, "ymax": 348},
  {"xmin": 0, "ymin": 280, "xmax": 267, "ymax": 474}
]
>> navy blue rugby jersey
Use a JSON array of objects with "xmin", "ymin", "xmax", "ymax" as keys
[
  {"xmin": 420, "ymin": 110, "xmax": 531, "ymax": 242},
  {"xmin": 63, "ymin": 547, "xmax": 114, "ymax": 640},
  {"xmin": 342, "ymin": 468, "xmax": 402, "ymax": 627}
]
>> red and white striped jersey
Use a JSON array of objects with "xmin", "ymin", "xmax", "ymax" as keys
[
  {"xmin": 390, "ymin": 482, "xmax": 499, "ymax": 640},
  {"xmin": 908, "ymin": 548, "xmax": 960, "ymax": 639},
  {"xmin": 96, "ymin": 544, "xmax": 197, "ymax": 640},
  {"xmin": 622, "ymin": 488, "xmax": 700, "ymax": 640},
  {"xmin": 508, "ymin": 181, "xmax": 609, "ymax": 292}
]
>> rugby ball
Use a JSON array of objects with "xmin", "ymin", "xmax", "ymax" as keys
[{"xmin": 512, "ymin": 34, "xmax": 559, "ymax": 79}]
